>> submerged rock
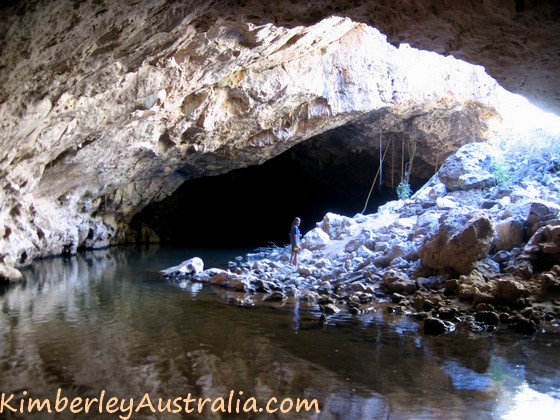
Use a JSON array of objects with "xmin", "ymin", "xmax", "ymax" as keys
[{"xmin": 423, "ymin": 317, "xmax": 456, "ymax": 335}]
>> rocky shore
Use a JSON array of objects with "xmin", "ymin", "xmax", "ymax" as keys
[{"xmin": 162, "ymin": 141, "xmax": 560, "ymax": 336}]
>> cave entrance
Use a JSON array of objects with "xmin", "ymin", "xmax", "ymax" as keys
[{"xmin": 132, "ymin": 126, "xmax": 436, "ymax": 248}]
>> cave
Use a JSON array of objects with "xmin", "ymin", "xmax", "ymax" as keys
[
  {"xmin": 132, "ymin": 125, "xmax": 425, "ymax": 248},
  {"xmin": 2, "ymin": 1, "xmax": 560, "ymax": 417},
  {"xmin": 2, "ymin": 0, "xmax": 560, "ymax": 271}
]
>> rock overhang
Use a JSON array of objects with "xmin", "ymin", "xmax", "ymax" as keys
[{"xmin": 0, "ymin": 0, "xmax": 559, "ymax": 272}]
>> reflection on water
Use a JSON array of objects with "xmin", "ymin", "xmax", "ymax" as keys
[{"xmin": 1, "ymin": 246, "xmax": 559, "ymax": 419}]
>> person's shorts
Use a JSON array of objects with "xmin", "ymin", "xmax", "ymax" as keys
[{"xmin": 292, "ymin": 246, "xmax": 300, "ymax": 252}]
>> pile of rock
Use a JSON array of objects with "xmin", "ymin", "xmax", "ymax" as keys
[{"xmin": 162, "ymin": 142, "xmax": 560, "ymax": 335}]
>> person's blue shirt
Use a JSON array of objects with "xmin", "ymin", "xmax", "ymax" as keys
[{"xmin": 290, "ymin": 225, "xmax": 301, "ymax": 246}]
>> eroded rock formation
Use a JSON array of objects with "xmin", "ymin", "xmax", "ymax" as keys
[{"xmin": 1, "ymin": 0, "xmax": 559, "ymax": 278}]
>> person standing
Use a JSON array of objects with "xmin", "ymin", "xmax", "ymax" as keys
[{"xmin": 290, "ymin": 217, "xmax": 302, "ymax": 266}]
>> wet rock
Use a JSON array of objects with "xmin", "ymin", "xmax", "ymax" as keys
[
  {"xmin": 263, "ymin": 291, "xmax": 288, "ymax": 302},
  {"xmin": 320, "ymin": 303, "xmax": 341, "ymax": 315},
  {"xmin": 386, "ymin": 305, "xmax": 404, "ymax": 314},
  {"xmin": 469, "ymin": 321, "xmax": 497, "ymax": 333},
  {"xmin": 254, "ymin": 279, "xmax": 272, "ymax": 293},
  {"xmin": 348, "ymin": 305, "xmax": 364, "ymax": 315},
  {"xmin": 423, "ymin": 317, "xmax": 456, "ymax": 335},
  {"xmin": 0, "ymin": 263, "xmax": 23, "ymax": 283},
  {"xmin": 474, "ymin": 311, "xmax": 500, "ymax": 326},
  {"xmin": 160, "ymin": 257, "xmax": 204, "ymax": 277},
  {"xmin": 436, "ymin": 307, "xmax": 458, "ymax": 321},
  {"xmin": 474, "ymin": 303, "xmax": 495, "ymax": 312},
  {"xmin": 520, "ymin": 307, "xmax": 539, "ymax": 322},
  {"xmin": 507, "ymin": 315, "xmax": 540, "ymax": 335},
  {"xmin": 413, "ymin": 293, "xmax": 436, "ymax": 312},
  {"xmin": 317, "ymin": 294, "xmax": 335, "ymax": 304},
  {"xmin": 209, "ymin": 271, "xmax": 251, "ymax": 292},
  {"xmin": 382, "ymin": 269, "xmax": 417, "ymax": 294},
  {"xmin": 391, "ymin": 293, "xmax": 408, "ymax": 304},
  {"xmin": 300, "ymin": 290, "xmax": 320, "ymax": 302},
  {"xmin": 234, "ymin": 297, "xmax": 255, "ymax": 308},
  {"xmin": 357, "ymin": 292, "xmax": 374, "ymax": 304}
]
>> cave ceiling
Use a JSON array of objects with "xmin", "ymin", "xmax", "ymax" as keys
[{"xmin": 0, "ymin": 0, "xmax": 559, "ymax": 264}]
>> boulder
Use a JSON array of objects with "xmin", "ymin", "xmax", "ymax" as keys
[
  {"xmin": 417, "ymin": 275, "xmax": 447, "ymax": 290},
  {"xmin": 474, "ymin": 311, "xmax": 500, "ymax": 326},
  {"xmin": 526, "ymin": 200, "xmax": 560, "ymax": 236},
  {"xmin": 303, "ymin": 227, "xmax": 331, "ymax": 250},
  {"xmin": 413, "ymin": 181, "xmax": 447, "ymax": 202},
  {"xmin": 424, "ymin": 317, "xmax": 456, "ymax": 335},
  {"xmin": 456, "ymin": 270, "xmax": 492, "ymax": 301},
  {"xmin": 382, "ymin": 269, "xmax": 417, "ymax": 294},
  {"xmin": 317, "ymin": 212, "xmax": 360, "ymax": 240},
  {"xmin": 209, "ymin": 271, "xmax": 252, "ymax": 292},
  {"xmin": 444, "ymin": 279, "xmax": 460, "ymax": 296},
  {"xmin": 436, "ymin": 196, "xmax": 459, "ymax": 209},
  {"xmin": 539, "ymin": 269, "xmax": 560, "ymax": 293},
  {"xmin": 0, "ymin": 263, "xmax": 24, "ymax": 283},
  {"xmin": 321, "ymin": 303, "xmax": 341, "ymax": 315},
  {"xmin": 263, "ymin": 291, "xmax": 288, "ymax": 302},
  {"xmin": 414, "ymin": 210, "xmax": 443, "ymax": 237},
  {"xmin": 160, "ymin": 257, "xmax": 204, "ymax": 277},
  {"xmin": 375, "ymin": 242, "xmax": 418, "ymax": 266},
  {"xmin": 494, "ymin": 217, "xmax": 525, "ymax": 251},
  {"xmin": 413, "ymin": 292, "xmax": 443, "ymax": 312},
  {"xmin": 503, "ymin": 260, "xmax": 533, "ymax": 280},
  {"xmin": 507, "ymin": 315, "xmax": 540, "ymax": 335},
  {"xmin": 418, "ymin": 210, "xmax": 495, "ymax": 275},
  {"xmin": 524, "ymin": 224, "xmax": 560, "ymax": 267},
  {"xmin": 437, "ymin": 143, "xmax": 497, "ymax": 191},
  {"xmin": 495, "ymin": 278, "xmax": 529, "ymax": 305}
]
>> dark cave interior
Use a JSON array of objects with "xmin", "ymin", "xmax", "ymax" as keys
[{"xmin": 132, "ymin": 131, "xmax": 434, "ymax": 249}]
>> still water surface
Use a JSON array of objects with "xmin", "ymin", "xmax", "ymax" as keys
[{"xmin": 1, "ymin": 246, "xmax": 559, "ymax": 419}]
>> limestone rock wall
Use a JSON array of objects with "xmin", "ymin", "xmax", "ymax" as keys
[{"xmin": 0, "ymin": 0, "xmax": 558, "ymax": 273}]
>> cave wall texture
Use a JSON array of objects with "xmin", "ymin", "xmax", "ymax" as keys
[{"xmin": 0, "ymin": 0, "xmax": 559, "ymax": 271}]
